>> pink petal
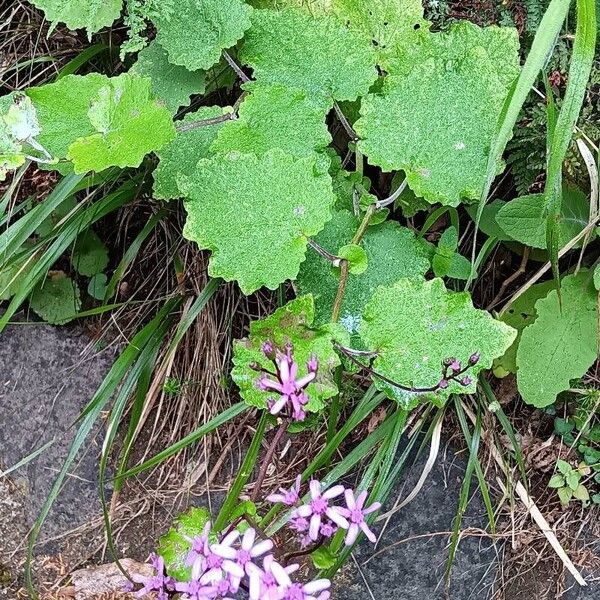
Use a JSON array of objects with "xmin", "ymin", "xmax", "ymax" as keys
[
  {"xmin": 327, "ymin": 507, "xmax": 349, "ymax": 529},
  {"xmin": 289, "ymin": 361, "xmax": 298, "ymax": 381},
  {"xmin": 303, "ymin": 579, "xmax": 331, "ymax": 594},
  {"xmin": 295, "ymin": 372, "xmax": 316, "ymax": 388},
  {"xmin": 250, "ymin": 539, "xmax": 273, "ymax": 557},
  {"xmin": 223, "ymin": 560, "xmax": 244, "ymax": 579},
  {"xmin": 278, "ymin": 354, "xmax": 290, "ymax": 382},
  {"xmin": 242, "ymin": 527, "xmax": 256, "ymax": 551},
  {"xmin": 344, "ymin": 488, "xmax": 355, "ymax": 509},
  {"xmin": 309, "ymin": 479, "xmax": 321, "ymax": 498},
  {"xmin": 360, "ymin": 521, "xmax": 377, "ymax": 543},
  {"xmin": 211, "ymin": 544, "xmax": 237, "ymax": 560},
  {"xmin": 309, "ymin": 514, "xmax": 321, "ymax": 540},
  {"xmin": 269, "ymin": 397, "xmax": 287, "ymax": 415},
  {"xmin": 247, "ymin": 565, "xmax": 261, "ymax": 600},
  {"xmin": 345, "ymin": 523, "xmax": 359, "ymax": 546},
  {"xmin": 323, "ymin": 484, "xmax": 345, "ymax": 500},
  {"xmin": 356, "ymin": 490, "xmax": 368, "ymax": 509},
  {"xmin": 296, "ymin": 504, "xmax": 312, "ymax": 517},
  {"xmin": 221, "ymin": 530, "xmax": 240, "ymax": 547},
  {"xmin": 363, "ymin": 502, "xmax": 382, "ymax": 515},
  {"xmin": 260, "ymin": 378, "xmax": 283, "ymax": 393},
  {"xmin": 270, "ymin": 560, "xmax": 292, "ymax": 587},
  {"xmin": 266, "ymin": 493, "xmax": 286, "ymax": 504}
]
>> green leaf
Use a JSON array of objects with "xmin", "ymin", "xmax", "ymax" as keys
[
  {"xmin": 153, "ymin": 0, "xmax": 253, "ymax": 71},
  {"xmin": 71, "ymin": 230, "xmax": 109, "ymax": 276},
  {"xmin": 332, "ymin": 0, "xmax": 430, "ymax": 69},
  {"xmin": 27, "ymin": 74, "xmax": 108, "ymax": 163},
  {"xmin": 338, "ymin": 243, "xmax": 368, "ymax": 275},
  {"xmin": 178, "ymin": 149, "xmax": 335, "ymax": 294},
  {"xmin": 493, "ymin": 280, "xmax": 555, "ymax": 376},
  {"xmin": 359, "ymin": 278, "xmax": 516, "ymax": 407},
  {"xmin": 311, "ymin": 545, "xmax": 337, "ymax": 569},
  {"xmin": 0, "ymin": 247, "xmax": 35, "ymax": 300},
  {"xmin": 231, "ymin": 295, "xmax": 344, "ymax": 411},
  {"xmin": 158, "ymin": 507, "xmax": 211, "ymax": 581},
  {"xmin": 554, "ymin": 417, "xmax": 575, "ymax": 436},
  {"xmin": 240, "ymin": 8, "xmax": 378, "ymax": 105},
  {"xmin": 466, "ymin": 200, "xmax": 515, "ymax": 242},
  {"xmin": 566, "ymin": 470, "xmax": 581, "ymax": 491},
  {"xmin": 210, "ymin": 83, "xmax": 331, "ymax": 160},
  {"xmin": 594, "ymin": 263, "xmax": 600, "ymax": 291},
  {"xmin": 516, "ymin": 271, "xmax": 598, "ymax": 408},
  {"xmin": 557, "ymin": 459, "xmax": 571, "ymax": 475},
  {"xmin": 67, "ymin": 73, "xmax": 175, "ymax": 172},
  {"xmin": 296, "ymin": 210, "xmax": 430, "ymax": 331},
  {"xmin": 431, "ymin": 226, "xmax": 472, "ymax": 280},
  {"xmin": 29, "ymin": 273, "xmax": 81, "ymax": 325},
  {"xmin": 153, "ymin": 106, "xmax": 230, "ymax": 200},
  {"xmin": 496, "ymin": 185, "xmax": 593, "ymax": 249},
  {"xmin": 355, "ymin": 23, "xmax": 519, "ymax": 206},
  {"xmin": 548, "ymin": 474, "xmax": 565, "ymax": 488},
  {"xmin": 557, "ymin": 486, "xmax": 573, "ymax": 505},
  {"xmin": 30, "ymin": 0, "xmax": 122, "ymax": 36},
  {"xmin": 573, "ymin": 483, "xmax": 590, "ymax": 501},
  {"xmin": 87, "ymin": 273, "xmax": 108, "ymax": 300},
  {"xmin": 130, "ymin": 41, "xmax": 206, "ymax": 114}
]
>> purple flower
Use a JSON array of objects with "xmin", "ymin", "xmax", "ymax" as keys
[
  {"xmin": 131, "ymin": 553, "xmax": 175, "ymax": 600},
  {"xmin": 295, "ymin": 480, "xmax": 348, "ymax": 541},
  {"xmin": 212, "ymin": 527, "xmax": 273, "ymax": 581},
  {"xmin": 469, "ymin": 352, "xmax": 480, "ymax": 365},
  {"xmin": 438, "ymin": 378, "xmax": 449, "ymax": 389},
  {"xmin": 340, "ymin": 489, "xmax": 381, "ymax": 546},
  {"xmin": 449, "ymin": 359, "xmax": 461, "ymax": 373},
  {"xmin": 185, "ymin": 521, "xmax": 211, "ymax": 567},
  {"xmin": 319, "ymin": 522, "xmax": 337, "ymax": 538},
  {"xmin": 460, "ymin": 376, "xmax": 472, "ymax": 386},
  {"xmin": 248, "ymin": 555, "xmax": 299, "ymax": 600},
  {"xmin": 289, "ymin": 514, "xmax": 309, "ymax": 533},
  {"xmin": 174, "ymin": 578, "xmax": 217, "ymax": 600},
  {"xmin": 267, "ymin": 475, "xmax": 301, "ymax": 506},
  {"xmin": 255, "ymin": 344, "xmax": 318, "ymax": 421},
  {"xmin": 269, "ymin": 561, "xmax": 331, "ymax": 600}
]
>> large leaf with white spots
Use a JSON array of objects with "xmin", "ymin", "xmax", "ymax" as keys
[
  {"xmin": 153, "ymin": 106, "xmax": 230, "ymax": 200},
  {"xmin": 517, "ymin": 271, "xmax": 598, "ymax": 408},
  {"xmin": 130, "ymin": 41, "xmax": 206, "ymax": 114},
  {"xmin": 355, "ymin": 23, "xmax": 519, "ymax": 206},
  {"xmin": 30, "ymin": 0, "xmax": 122, "ymax": 36},
  {"xmin": 240, "ymin": 8, "xmax": 378, "ymax": 106},
  {"xmin": 231, "ymin": 296, "xmax": 345, "ymax": 411},
  {"xmin": 178, "ymin": 149, "xmax": 335, "ymax": 294},
  {"xmin": 66, "ymin": 73, "xmax": 175, "ymax": 172},
  {"xmin": 154, "ymin": 0, "xmax": 253, "ymax": 71},
  {"xmin": 359, "ymin": 278, "xmax": 516, "ymax": 407},
  {"xmin": 296, "ymin": 210, "xmax": 430, "ymax": 331},
  {"xmin": 211, "ymin": 83, "xmax": 331, "ymax": 159}
]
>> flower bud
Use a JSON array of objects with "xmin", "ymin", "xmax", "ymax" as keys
[
  {"xmin": 450, "ymin": 359, "xmax": 461, "ymax": 373},
  {"xmin": 438, "ymin": 378, "xmax": 449, "ymax": 389},
  {"xmin": 461, "ymin": 376, "xmax": 472, "ymax": 387},
  {"xmin": 261, "ymin": 340, "xmax": 274, "ymax": 358},
  {"xmin": 307, "ymin": 354, "xmax": 319, "ymax": 373},
  {"xmin": 469, "ymin": 352, "xmax": 480, "ymax": 365}
]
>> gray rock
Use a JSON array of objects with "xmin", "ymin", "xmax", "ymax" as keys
[{"xmin": 0, "ymin": 323, "xmax": 113, "ymax": 549}]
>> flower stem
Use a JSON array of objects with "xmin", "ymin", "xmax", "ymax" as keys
[
  {"xmin": 222, "ymin": 50, "xmax": 251, "ymax": 83},
  {"xmin": 250, "ymin": 419, "xmax": 288, "ymax": 502},
  {"xmin": 308, "ymin": 239, "xmax": 342, "ymax": 266}
]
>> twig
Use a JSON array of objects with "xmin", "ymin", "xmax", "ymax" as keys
[
  {"xmin": 175, "ymin": 112, "xmax": 236, "ymax": 133},
  {"xmin": 282, "ymin": 537, "xmax": 325, "ymax": 563},
  {"xmin": 331, "ymin": 204, "xmax": 376, "ymax": 322},
  {"xmin": 575, "ymin": 138, "xmax": 598, "ymax": 274},
  {"xmin": 308, "ymin": 239, "xmax": 342, "ymax": 266},
  {"xmin": 250, "ymin": 420, "xmax": 288, "ymax": 502},
  {"xmin": 333, "ymin": 101, "xmax": 358, "ymax": 141},
  {"xmin": 375, "ymin": 178, "xmax": 407, "ymax": 209},
  {"xmin": 222, "ymin": 50, "xmax": 251, "ymax": 83}
]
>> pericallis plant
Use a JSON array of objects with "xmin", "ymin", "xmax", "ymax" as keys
[{"xmin": 3, "ymin": 0, "xmax": 598, "ymax": 597}]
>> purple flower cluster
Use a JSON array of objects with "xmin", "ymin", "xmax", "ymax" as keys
[
  {"xmin": 133, "ymin": 522, "xmax": 331, "ymax": 600},
  {"xmin": 437, "ymin": 352, "xmax": 480, "ymax": 390},
  {"xmin": 268, "ymin": 478, "xmax": 381, "ymax": 548},
  {"xmin": 252, "ymin": 342, "xmax": 318, "ymax": 421}
]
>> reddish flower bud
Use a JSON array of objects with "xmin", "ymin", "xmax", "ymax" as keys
[
  {"xmin": 469, "ymin": 352, "xmax": 480, "ymax": 365},
  {"xmin": 438, "ymin": 379, "xmax": 449, "ymax": 389}
]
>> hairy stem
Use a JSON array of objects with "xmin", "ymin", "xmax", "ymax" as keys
[
  {"xmin": 222, "ymin": 50, "xmax": 251, "ymax": 83},
  {"xmin": 333, "ymin": 102, "xmax": 358, "ymax": 141},
  {"xmin": 308, "ymin": 239, "xmax": 341, "ymax": 266},
  {"xmin": 250, "ymin": 420, "xmax": 288, "ymax": 502}
]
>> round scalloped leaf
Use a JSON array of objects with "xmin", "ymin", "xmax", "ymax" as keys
[
  {"xmin": 66, "ymin": 73, "xmax": 175, "ymax": 173},
  {"xmin": 130, "ymin": 41, "xmax": 206, "ymax": 114},
  {"xmin": 27, "ymin": 74, "xmax": 109, "ymax": 162},
  {"xmin": 29, "ymin": 274, "xmax": 81, "ymax": 325},
  {"xmin": 296, "ymin": 210, "xmax": 430, "ymax": 331},
  {"xmin": 210, "ymin": 83, "xmax": 331, "ymax": 159},
  {"xmin": 359, "ymin": 278, "xmax": 516, "ymax": 407},
  {"xmin": 158, "ymin": 507, "xmax": 211, "ymax": 581},
  {"xmin": 71, "ymin": 230, "xmax": 109, "ymax": 277},
  {"xmin": 231, "ymin": 296, "xmax": 345, "ymax": 412},
  {"xmin": 516, "ymin": 271, "xmax": 598, "ymax": 408},
  {"xmin": 178, "ymin": 149, "xmax": 335, "ymax": 295},
  {"xmin": 87, "ymin": 273, "xmax": 108, "ymax": 300},
  {"xmin": 338, "ymin": 244, "xmax": 367, "ymax": 275},
  {"xmin": 29, "ymin": 0, "xmax": 122, "ymax": 36},
  {"xmin": 154, "ymin": 0, "xmax": 253, "ymax": 71},
  {"xmin": 240, "ymin": 8, "xmax": 378, "ymax": 105},
  {"xmin": 332, "ymin": 0, "xmax": 430, "ymax": 69},
  {"xmin": 153, "ymin": 106, "xmax": 230, "ymax": 200},
  {"xmin": 355, "ymin": 22, "xmax": 519, "ymax": 207}
]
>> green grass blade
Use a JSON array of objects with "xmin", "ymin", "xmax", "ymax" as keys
[
  {"xmin": 214, "ymin": 411, "xmax": 267, "ymax": 532},
  {"xmin": 0, "ymin": 439, "xmax": 55, "ymax": 479},
  {"xmin": 116, "ymin": 403, "xmax": 249, "ymax": 480},
  {"xmin": 544, "ymin": 0, "xmax": 597, "ymax": 295},
  {"xmin": 56, "ymin": 43, "xmax": 108, "ymax": 79},
  {"xmin": 468, "ymin": 0, "xmax": 572, "ymax": 287}
]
